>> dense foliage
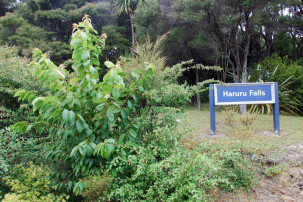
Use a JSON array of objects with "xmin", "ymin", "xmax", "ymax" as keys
[
  {"xmin": 3, "ymin": 163, "xmax": 68, "ymax": 201},
  {"xmin": 0, "ymin": 17, "xmax": 257, "ymax": 201},
  {"xmin": 0, "ymin": 0, "xmax": 129, "ymax": 64},
  {"xmin": 0, "ymin": 45, "xmax": 43, "ymax": 110},
  {"xmin": 0, "ymin": 127, "xmax": 47, "ymax": 198},
  {"xmin": 249, "ymin": 55, "xmax": 303, "ymax": 114}
]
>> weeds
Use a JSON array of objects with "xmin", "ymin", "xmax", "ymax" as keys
[{"xmin": 223, "ymin": 106, "xmax": 258, "ymax": 139}]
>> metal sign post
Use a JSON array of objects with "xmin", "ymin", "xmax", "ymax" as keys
[{"xmin": 209, "ymin": 82, "xmax": 280, "ymax": 135}]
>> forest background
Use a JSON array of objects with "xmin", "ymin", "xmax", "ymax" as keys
[{"xmin": 1, "ymin": 0, "xmax": 303, "ymax": 114}]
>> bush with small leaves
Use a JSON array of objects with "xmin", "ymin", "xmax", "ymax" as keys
[
  {"xmin": 223, "ymin": 107, "xmax": 258, "ymax": 139},
  {"xmin": 145, "ymin": 83, "xmax": 192, "ymax": 108},
  {"xmin": 0, "ymin": 128, "xmax": 48, "ymax": 198},
  {"xmin": 107, "ymin": 140, "xmax": 256, "ymax": 201},
  {"xmin": 0, "ymin": 45, "xmax": 43, "ymax": 110},
  {"xmin": 2, "ymin": 163, "xmax": 68, "ymax": 202},
  {"xmin": 0, "ymin": 106, "xmax": 35, "ymax": 129}
]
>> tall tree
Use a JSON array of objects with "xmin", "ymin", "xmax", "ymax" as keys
[
  {"xmin": 174, "ymin": 0, "xmax": 281, "ymax": 113},
  {"xmin": 115, "ymin": 0, "xmax": 145, "ymax": 45},
  {"xmin": 283, "ymin": 0, "xmax": 303, "ymax": 59}
]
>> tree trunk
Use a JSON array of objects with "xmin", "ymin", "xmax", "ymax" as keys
[
  {"xmin": 130, "ymin": 14, "xmax": 135, "ymax": 46},
  {"xmin": 195, "ymin": 69, "xmax": 202, "ymax": 111},
  {"xmin": 240, "ymin": 105, "xmax": 247, "ymax": 114},
  {"xmin": 240, "ymin": 15, "xmax": 251, "ymax": 115}
]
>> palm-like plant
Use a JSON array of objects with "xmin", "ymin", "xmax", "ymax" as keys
[
  {"xmin": 248, "ymin": 65, "xmax": 302, "ymax": 115},
  {"xmin": 114, "ymin": 0, "xmax": 145, "ymax": 46}
]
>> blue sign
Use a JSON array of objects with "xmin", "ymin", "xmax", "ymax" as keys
[
  {"xmin": 209, "ymin": 82, "xmax": 280, "ymax": 135},
  {"xmin": 214, "ymin": 83, "xmax": 275, "ymax": 105}
]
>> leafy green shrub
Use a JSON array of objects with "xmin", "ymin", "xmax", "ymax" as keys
[
  {"xmin": 0, "ymin": 45, "xmax": 43, "ymax": 110},
  {"xmin": 0, "ymin": 106, "xmax": 35, "ymax": 129},
  {"xmin": 10, "ymin": 16, "xmax": 256, "ymax": 201},
  {"xmin": 146, "ymin": 83, "xmax": 192, "ymax": 108},
  {"xmin": 107, "ymin": 140, "xmax": 256, "ymax": 201},
  {"xmin": 2, "ymin": 163, "xmax": 68, "ymax": 201},
  {"xmin": 12, "ymin": 15, "xmax": 153, "ymax": 193},
  {"xmin": 0, "ymin": 128, "xmax": 47, "ymax": 198},
  {"xmin": 137, "ymin": 106, "xmax": 185, "ymax": 136}
]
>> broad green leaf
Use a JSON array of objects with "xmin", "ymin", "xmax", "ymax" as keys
[
  {"xmin": 70, "ymin": 145, "xmax": 79, "ymax": 157},
  {"xmin": 128, "ymin": 100, "xmax": 132, "ymax": 109},
  {"xmin": 14, "ymin": 89, "xmax": 26, "ymax": 97},
  {"xmin": 76, "ymin": 120, "xmax": 85, "ymax": 132},
  {"xmin": 83, "ymin": 60, "xmax": 91, "ymax": 67},
  {"xmin": 26, "ymin": 124, "xmax": 34, "ymax": 133},
  {"xmin": 138, "ymin": 86, "xmax": 144, "ymax": 92},
  {"xmin": 32, "ymin": 97, "xmax": 44, "ymax": 111},
  {"xmin": 89, "ymin": 66, "xmax": 96, "ymax": 74},
  {"xmin": 132, "ymin": 94, "xmax": 138, "ymax": 103},
  {"xmin": 46, "ymin": 95, "xmax": 60, "ymax": 105},
  {"xmin": 79, "ymin": 146, "xmax": 86, "ymax": 156},
  {"xmin": 118, "ymin": 71, "xmax": 127, "ymax": 76},
  {"xmin": 92, "ymin": 58, "xmax": 100, "ymax": 66},
  {"xmin": 89, "ymin": 142, "xmax": 96, "ymax": 149},
  {"xmin": 81, "ymin": 50, "xmax": 90, "ymax": 60},
  {"xmin": 107, "ymin": 108, "xmax": 114, "ymax": 122},
  {"xmin": 121, "ymin": 110, "xmax": 127, "ymax": 120},
  {"xmin": 129, "ymin": 130, "xmax": 137, "ymax": 138},
  {"xmin": 73, "ymin": 48, "xmax": 83, "ymax": 63},
  {"xmin": 112, "ymin": 87, "xmax": 120, "ymax": 100},
  {"xmin": 101, "ymin": 139, "xmax": 115, "ymax": 158},
  {"xmin": 69, "ymin": 77, "xmax": 79, "ymax": 85},
  {"xmin": 62, "ymin": 109, "xmax": 75, "ymax": 123},
  {"xmin": 104, "ymin": 61, "xmax": 114, "ymax": 68},
  {"xmin": 119, "ymin": 134, "xmax": 126, "ymax": 143},
  {"xmin": 131, "ymin": 72, "xmax": 140, "ymax": 80},
  {"xmin": 71, "ymin": 38, "xmax": 82, "ymax": 47},
  {"xmin": 67, "ymin": 181, "xmax": 73, "ymax": 192},
  {"xmin": 67, "ymin": 92, "xmax": 73, "ymax": 103},
  {"xmin": 28, "ymin": 94, "xmax": 37, "ymax": 103}
]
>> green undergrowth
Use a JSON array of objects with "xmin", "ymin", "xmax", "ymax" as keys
[{"xmin": 79, "ymin": 135, "xmax": 257, "ymax": 201}]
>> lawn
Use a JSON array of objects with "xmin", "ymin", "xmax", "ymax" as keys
[{"xmin": 182, "ymin": 104, "xmax": 303, "ymax": 154}]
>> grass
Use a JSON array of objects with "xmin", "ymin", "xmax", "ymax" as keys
[{"xmin": 182, "ymin": 104, "xmax": 303, "ymax": 154}]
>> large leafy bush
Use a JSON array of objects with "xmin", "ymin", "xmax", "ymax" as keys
[{"xmin": 12, "ymin": 15, "xmax": 153, "ymax": 192}]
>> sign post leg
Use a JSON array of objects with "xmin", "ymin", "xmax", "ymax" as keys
[
  {"xmin": 273, "ymin": 82, "xmax": 280, "ymax": 134},
  {"xmin": 209, "ymin": 84, "xmax": 216, "ymax": 135}
]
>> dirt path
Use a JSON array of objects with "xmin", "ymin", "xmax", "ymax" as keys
[
  {"xmin": 194, "ymin": 133, "xmax": 303, "ymax": 201},
  {"xmin": 193, "ymin": 130, "xmax": 303, "ymax": 201},
  {"xmin": 217, "ymin": 142, "xmax": 303, "ymax": 202}
]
